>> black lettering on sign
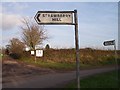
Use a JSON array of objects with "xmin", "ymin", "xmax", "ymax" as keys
[
  {"xmin": 63, "ymin": 14, "xmax": 65, "ymax": 17},
  {"xmin": 66, "ymin": 15, "xmax": 68, "ymax": 17},
  {"xmin": 52, "ymin": 18, "xmax": 61, "ymax": 21},
  {"xmin": 48, "ymin": 14, "xmax": 50, "ymax": 17},
  {"xmin": 42, "ymin": 14, "xmax": 45, "ymax": 17},
  {"xmin": 51, "ymin": 14, "xmax": 54, "ymax": 17},
  {"xmin": 57, "ymin": 14, "xmax": 60, "ymax": 17},
  {"xmin": 60, "ymin": 14, "xmax": 62, "ymax": 17},
  {"xmin": 54, "ymin": 14, "xmax": 57, "ymax": 17},
  {"xmin": 68, "ymin": 15, "xmax": 71, "ymax": 17}
]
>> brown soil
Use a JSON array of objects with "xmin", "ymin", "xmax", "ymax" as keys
[{"xmin": 2, "ymin": 57, "xmax": 55, "ymax": 83}]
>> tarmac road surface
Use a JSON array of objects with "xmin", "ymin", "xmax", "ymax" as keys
[{"xmin": 2, "ymin": 66, "xmax": 116, "ymax": 88}]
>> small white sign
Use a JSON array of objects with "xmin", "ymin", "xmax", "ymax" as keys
[
  {"xmin": 36, "ymin": 50, "xmax": 43, "ymax": 57},
  {"xmin": 31, "ymin": 51, "xmax": 35, "ymax": 55}
]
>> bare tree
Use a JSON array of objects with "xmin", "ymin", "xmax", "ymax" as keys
[{"xmin": 21, "ymin": 18, "xmax": 48, "ymax": 50}]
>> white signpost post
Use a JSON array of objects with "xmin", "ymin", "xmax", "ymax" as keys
[{"xmin": 35, "ymin": 10, "xmax": 80, "ymax": 88}]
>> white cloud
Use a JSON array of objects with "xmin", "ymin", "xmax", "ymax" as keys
[
  {"xmin": 2, "ymin": 2, "xmax": 29, "ymax": 14},
  {"xmin": 0, "ymin": 2, "xmax": 30, "ymax": 30},
  {"xmin": 0, "ymin": 13, "xmax": 22, "ymax": 30},
  {"xmin": 8, "ymin": 2, "xmax": 28, "ymax": 13}
]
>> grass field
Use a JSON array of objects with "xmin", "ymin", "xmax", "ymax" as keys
[{"xmin": 65, "ymin": 70, "xmax": 119, "ymax": 88}]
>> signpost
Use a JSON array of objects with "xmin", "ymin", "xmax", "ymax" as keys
[
  {"xmin": 103, "ymin": 40, "xmax": 118, "ymax": 86},
  {"xmin": 103, "ymin": 40, "xmax": 115, "ymax": 46},
  {"xmin": 35, "ymin": 10, "xmax": 80, "ymax": 88},
  {"xmin": 34, "ymin": 11, "xmax": 74, "ymax": 25}
]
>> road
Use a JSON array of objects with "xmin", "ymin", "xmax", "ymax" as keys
[{"xmin": 3, "ymin": 66, "xmax": 116, "ymax": 88}]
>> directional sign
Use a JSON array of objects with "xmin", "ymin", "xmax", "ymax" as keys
[
  {"xmin": 34, "ymin": 11, "xmax": 73, "ymax": 25},
  {"xmin": 103, "ymin": 40, "xmax": 115, "ymax": 46},
  {"xmin": 34, "ymin": 10, "xmax": 80, "ymax": 88}
]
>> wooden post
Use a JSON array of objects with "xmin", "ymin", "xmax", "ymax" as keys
[
  {"xmin": 74, "ymin": 9, "xmax": 80, "ymax": 89},
  {"xmin": 35, "ymin": 50, "xmax": 37, "ymax": 63},
  {"xmin": 34, "ymin": 49, "xmax": 36, "ymax": 63}
]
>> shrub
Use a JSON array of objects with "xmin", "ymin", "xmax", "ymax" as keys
[{"xmin": 9, "ymin": 53, "xmax": 21, "ymax": 59}]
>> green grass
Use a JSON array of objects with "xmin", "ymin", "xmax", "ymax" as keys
[
  {"xmin": 19, "ymin": 56, "xmax": 117, "ymax": 70},
  {"xmin": 65, "ymin": 70, "xmax": 118, "ymax": 88},
  {"xmin": 20, "ymin": 57, "xmax": 76, "ymax": 70},
  {"xmin": 19, "ymin": 57, "xmax": 112, "ymax": 70}
]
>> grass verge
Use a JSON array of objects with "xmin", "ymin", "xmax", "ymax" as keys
[
  {"xmin": 65, "ymin": 70, "xmax": 118, "ymax": 88},
  {"xmin": 20, "ymin": 57, "xmax": 76, "ymax": 70},
  {"xmin": 19, "ymin": 57, "xmax": 115, "ymax": 71}
]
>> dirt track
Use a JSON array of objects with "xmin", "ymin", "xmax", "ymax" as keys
[{"xmin": 2, "ymin": 58, "xmax": 55, "ymax": 84}]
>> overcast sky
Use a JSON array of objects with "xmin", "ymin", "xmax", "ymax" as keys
[{"xmin": 0, "ymin": 2, "xmax": 118, "ymax": 49}]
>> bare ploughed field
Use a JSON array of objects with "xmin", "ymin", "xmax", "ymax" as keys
[{"xmin": 2, "ymin": 57, "xmax": 55, "ymax": 83}]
